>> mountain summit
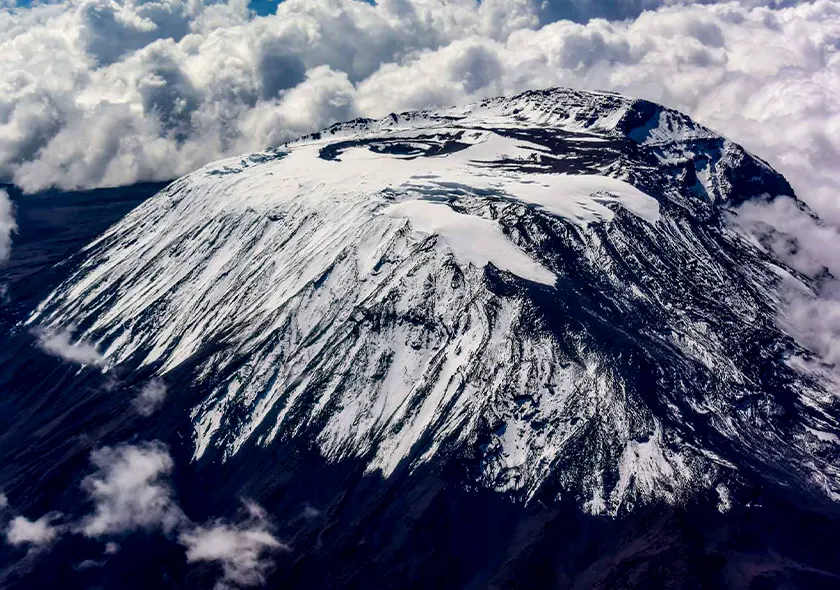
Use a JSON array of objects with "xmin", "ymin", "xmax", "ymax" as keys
[
  {"xmin": 28, "ymin": 87, "xmax": 838, "ymax": 514},
  {"xmin": 8, "ymin": 88, "xmax": 840, "ymax": 589}
]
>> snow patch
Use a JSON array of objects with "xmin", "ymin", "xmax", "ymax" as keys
[{"xmin": 383, "ymin": 199, "xmax": 554, "ymax": 285}]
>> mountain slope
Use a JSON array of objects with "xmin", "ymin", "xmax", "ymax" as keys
[
  {"xmin": 13, "ymin": 89, "xmax": 833, "ymax": 534},
  {"xmin": 24, "ymin": 88, "xmax": 840, "ymax": 519},
  {"xmin": 3, "ymin": 89, "xmax": 840, "ymax": 589}
]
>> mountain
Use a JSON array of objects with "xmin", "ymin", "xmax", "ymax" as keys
[{"xmin": 2, "ymin": 88, "xmax": 840, "ymax": 589}]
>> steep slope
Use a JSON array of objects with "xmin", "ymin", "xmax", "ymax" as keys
[{"xmin": 25, "ymin": 87, "xmax": 840, "ymax": 520}]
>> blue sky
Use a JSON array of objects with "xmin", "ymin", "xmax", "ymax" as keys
[{"xmin": 248, "ymin": 0, "xmax": 278, "ymax": 16}]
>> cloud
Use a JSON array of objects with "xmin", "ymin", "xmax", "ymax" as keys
[
  {"xmin": 0, "ymin": 188, "xmax": 15, "ymax": 263},
  {"xmin": 300, "ymin": 504, "xmax": 321, "ymax": 519},
  {"xmin": 734, "ymin": 197, "xmax": 840, "ymax": 373},
  {"xmin": 0, "ymin": 0, "xmax": 833, "ymax": 216},
  {"xmin": 80, "ymin": 443, "xmax": 284, "ymax": 588},
  {"xmin": 79, "ymin": 443, "xmax": 284, "ymax": 588},
  {"xmin": 0, "ymin": 492, "xmax": 7, "ymax": 510},
  {"xmin": 80, "ymin": 441, "xmax": 184, "ymax": 536},
  {"xmin": 180, "ymin": 501, "xmax": 287, "ymax": 590},
  {"xmin": 35, "ymin": 329, "xmax": 105, "ymax": 366},
  {"xmin": 5, "ymin": 514, "xmax": 61, "ymax": 547},
  {"xmin": 2, "ymin": 442, "xmax": 284, "ymax": 588},
  {"xmin": 132, "ymin": 379, "xmax": 168, "ymax": 416}
]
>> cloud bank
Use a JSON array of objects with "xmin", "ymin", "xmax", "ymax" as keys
[
  {"xmin": 3, "ymin": 1, "xmax": 836, "ymax": 377},
  {"xmin": 3, "ymin": 0, "xmax": 836, "ymax": 386},
  {"xmin": 0, "ymin": 0, "xmax": 836, "ymax": 222}
]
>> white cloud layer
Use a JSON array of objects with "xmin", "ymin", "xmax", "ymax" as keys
[
  {"xmin": 80, "ymin": 442, "xmax": 184, "ymax": 536},
  {"xmin": 35, "ymin": 329, "xmax": 105, "ymax": 366},
  {"xmin": 132, "ymin": 379, "xmax": 168, "ymax": 416},
  {"xmin": 0, "ymin": 0, "xmax": 836, "ymax": 222},
  {"xmin": 2, "ymin": 2, "xmax": 838, "ymax": 371}
]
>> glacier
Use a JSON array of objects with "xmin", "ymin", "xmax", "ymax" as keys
[{"xmin": 24, "ymin": 87, "xmax": 840, "ymax": 517}]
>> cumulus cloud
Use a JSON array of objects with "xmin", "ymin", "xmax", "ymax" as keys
[
  {"xmin": 2, "ymin": 442, "xmax": 283, "ymax": 587},
  {"xmin": 35, "ymin": 329, "xmax": 105, "ymax": 366},
  {"xmin": 80, "ymin": 441, "xmax": 184, "ymax": 536},
  {"xmin": 0, "ymin": 188, "xmax": 15, "ymax": 263},
  {"xmin": 180, "ymin": 501, "xmax": 287, "ymax": 589},
  {"xmin": 132, "ymin": 379, "xmax": 168, "ymax": 416},
  {"xmin": 0, "ymin": 0, "xmax": 833, "ymax": 216},
  {"xmin": 79, "ymin": 442, "xmax": 284, "ymax": 588},
  {"xmin": 5, "ymin": 514, "xmax": 61, "ymax": 547}
]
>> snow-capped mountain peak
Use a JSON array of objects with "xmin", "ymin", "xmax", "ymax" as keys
[{"xmin": 27, "ymin": 88, "xmax": 838, "ymax": 516}]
